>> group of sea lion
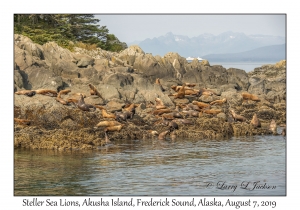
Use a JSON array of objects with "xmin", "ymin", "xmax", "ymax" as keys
[{"xmin": 14, "ymin": 80, "xmax": 286, "ymax": 142}]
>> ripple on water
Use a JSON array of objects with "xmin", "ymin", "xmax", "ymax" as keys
[{"xmin": 14, "ymin": 135, "xmax": 286, "ymax": 196}]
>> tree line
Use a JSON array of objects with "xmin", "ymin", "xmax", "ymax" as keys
[{"xmin": 14, "ymin": 14, "xmax": 127, "ymax": 52}]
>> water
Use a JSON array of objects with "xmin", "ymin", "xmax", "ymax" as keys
[
  {"xmin": 14, "ymin": 135, "xmax": 286, "ymax": 196},
  {"xmin": 209, "ymin": 61, "xmax": 277, "ymax": 72}
]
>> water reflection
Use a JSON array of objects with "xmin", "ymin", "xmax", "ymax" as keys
[{"xmin": 14, "ymin": 135, "xmax": 286, "ymax": 196}]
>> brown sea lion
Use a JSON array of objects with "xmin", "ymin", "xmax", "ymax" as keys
[
  {"xmin": 192, "ymin": 101, "xmax": 211, "ymax": 109},
  {"xmin": 250, "ymin": 113, "xmax": 261, "ymax": 128},
  {"xmin": 242, "ymin": 92, "xmax": 260, "ymax": 102},
  {"xmin": 158, "ymin": 130, "xmax": 170, "ymax": 140},
  {"xmin": 210, "ymin": 98, "xmax": 227, "ymax": 106},
  {"xmin": 171, "ymin": 85, "xmax": 181, "ymax": 92},
  {"xmin": 102, "ymin": 109, "xmax": 116, "ymax": 119},
  {"xmin": 77, "ymin": 94, "xmax": 96, "ymax": 111},
  {"xmin": 170, "ymin": 131, "xmax": 176, "ymax": 140},
  {"xmin": 155, "ymin": 98, "xmax": 167, "ymax": 110},
  {"xmin": 95, "ymin": 120, "xmax": 121, "ymax": 127},
  {"xmin": 202, "ymin": 109, "xmax": 222, "ymax": 115},
  {"xmin": 104, "ymin": 124, "xmax": 124, "ymax": 132},
  {"xmin": 184, "ymin": 89, "xmax": 200, "ymax": 96},
  {"xmin": 281, "ymin": 127, "xmax": 286, "ymax": 136},
  {"xmin": 148, "ymin": 130, "xmax": 159, "ymax": 136},
  {"xmin": 14, "ymin": 118, "xmax": 31, "ymax": 125},
  {"xmin": 269, "ymin": 119, "xmax": 277, "ymax": 134},
  {"xmin": 57, "ymin": 89, "xmax": 71, "ymax": 98},
  {"xmin": 55, "ymin": 97, "xmax": 68, "ymax": 105},
  {"xmin": 104, "ymin": 132, "xmax": 111, "ymax": 143},
  {"xmin": 230, "ymin": 109, "xmax": 247, "ymax": 122},
  {"xmin": 67, "ymin": 98, "xmax": 79, "ymax": 104},
  {"xmin": 161, "ymin": 114, "xmax": 175, "ymax": 120},
  {"xmin": 155, "ymin": 78, "xmax": 166, "ymax": 92},
  {"xmin": 70, "ymin": 93, "xmax": 87, "ymax": 98},
  {"xmin": 88, "ymin": 84, "xmax": 104, "ymax": 100},
  {"xmin": 174, "ymin": 83, "xmax": 186, "ymax": 99},
  {"xmin": 123, "ymin": 103, "xmax": 137, "ymax": 113},
  {"xmin": 94, "ymin": 105, "xmax": 105, "ymax": 110},
  {"xmin": 15, "ymin": 90, "xmax": 36, "ymax": 97},
  {"xmin": 35, "ymin": 89, "xmax": 57, "ymax": 97},
  {"xmin": 171, "ymin": 85, "xmax": 194, "ymax": 92},
  {"xmin": 152, "ymin": 109, "xmax": 172, "ymax": 115}
]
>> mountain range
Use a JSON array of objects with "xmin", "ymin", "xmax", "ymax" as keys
[{"xmin": 127, "ymin": 31, "xmax": 286, "ymax": 61}]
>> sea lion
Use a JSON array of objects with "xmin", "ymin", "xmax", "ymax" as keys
[
  {"xmin": 161, "ymin": 113, "xmax": 175, "ymax": 120},
  {"xmin": 184, "ymin": 89, "xmax": 200, "ymax": 96},
  {"xmin": 35, "ymin": 89, "xmax": 57, "ymax": 97},
  {"xmin": 152, "ymin": 108, "xmax": 172, "ymax": 115},
  {"xmin": 104, "ymin": 132, "xmax": 111, "ymax": 143},
  {"xmin": 171, "ymin": 85, "xmax": 194, "ymax": 92},
  {"xmin": 250, "ymin": 113, "xmax": 261, "ymax": 128},
  {"xmin": 155, "ymin": 98, "xmax": 167, "ymax": 110},
  {"xmin": 229, "ymin": 109, "xmax": 247, "ymax": 122},
  {"xmin": 115, "ymin": 111, "xmax": 133, "ymax": 121},
  {"xmin": 192, "ymin": 101, "xmax": 211, "ymax": 109},
  {"xmin": 77, "ymin": 94, "xmax": 96, "ymax": 111},
  {"xmin": 95, "ymin": 120, "xmax": 121, "ymax": 127},
  {"xmin": 160, "ymin": 117, "xmax": 179, "ymax": 131},
  {"xmin": 202, "ymin": 109, "xmax": 222, "ymax": 115},
  {"xmin": 170, "ymin": 131, "xmax": 176, "ymax": 140},
  {"xmin": 123, "ymin": 103, "xmax": 137, "ymax": 114},
  {"xmin": 242, "ymin": 92, "xmax": 260, "ymax": 102},
  {"xmin": 55, "ymin": 97, "xmax": 68, "ymax": 105},
  {"xmin": 94, "ymin": 105, "xmax": 105, "ymax": 110},
  {"xmin": 148, "ymin": 130, "xmax": 159, "ymax": 136},
  {"xmin": 171, "ymin": 85, "xmax": 182, "ymax": 92},
  {"xmin": 104, "ymin": 124, "xmax": 124, "ymax": 132},
  {"xmin": 174, "ymin": 83, "xmax": 186, "ymax": 99},
  {"xmin": 69, "ymin": 93, "xmax": 87, "ymax": 98},
  {"xmin": 155, "ymin": 78, "xmax": 165, "ymax": 92},
  {"xmin": 269, "ymin": 119, "xmax": 277, "ymax": 134},
  {"xmin": 102, "ymin": 109, "xmax": 116, "ymax": 119},
  {"xmin": 67, "ymin": 98, "xmax": 79, "ymax": 104},
  {"xmin": 186, "ymin": 103, "xmax": 202, "ymax": 111},
  {"xmin": 15, "ymin": 90, "xmax": 36, "ymax": 97},
  {"xmin": 14, "ymin": 118, "xmax": 31, "ymax": 125},
  {"xmin": 210, "ymin": 98, "xmax": 227, "ymax": 106},
  {"xmin": 57, "ymin": 89, "xmax": 71, "ymax": 98},
  {"xmin": 56, "ymin": 89, "xmax": 71, "ymax": 105},
  {"xmin": 168, "ymin": 120, "xmax": 179, "ymax": 131},
  {"xmin": 281, "ymin": 127, "xmax": 286, "ymax": 136},
  {"xmin": 158, "ymin": 130, "xmax": 170, "ymax": 140},
  {"xmin": 172, "ymin": 111, "xmax": 183, "ymax": 118},
  {"xmin": 88, "ymin": 84, "xmax": 104, "ymax": 100}
]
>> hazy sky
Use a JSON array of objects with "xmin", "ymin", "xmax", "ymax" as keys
[{"xmin": 95, "ymin": 14, "xmax": 286, "ymax": 43}]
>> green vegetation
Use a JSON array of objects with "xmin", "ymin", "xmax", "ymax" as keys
[{"xmin": 14, "ymin": 14, "xmax": 127, "ymax": 52}]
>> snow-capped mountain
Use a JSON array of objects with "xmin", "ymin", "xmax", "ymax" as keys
[{"xmin": 127, "ymin": 31, "xmax": 285, "ymax": 59}]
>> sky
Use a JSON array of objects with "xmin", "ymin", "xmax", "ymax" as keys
[{"xmin": 95, "ymin": 14, "xmax": 286, "ymax": 43}]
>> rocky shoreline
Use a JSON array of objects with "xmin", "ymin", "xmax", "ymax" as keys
[{"xmin": 14, "ymin": 34, "xmax": 286, "ymax": 150}]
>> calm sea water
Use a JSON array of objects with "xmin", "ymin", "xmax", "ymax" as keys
[
  {"xmin": 14, "ymin": 135, "xmax": 286, "ymax": 196},
  {"xmin": 209, "ymin": 61, "xmax": 277, "ymax": 72}
]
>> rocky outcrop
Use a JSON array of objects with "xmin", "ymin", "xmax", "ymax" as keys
[{"xmin": 14, "ymin": 34, "xmax": 286, "ymax": 150}]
